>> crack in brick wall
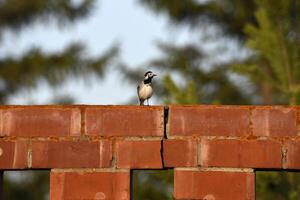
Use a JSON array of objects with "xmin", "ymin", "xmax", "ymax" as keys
[{"xmin": 0, "ymin": 105, "xmax": 299, "ymax": 200}]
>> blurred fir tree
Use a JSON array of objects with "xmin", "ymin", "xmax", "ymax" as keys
[
  {"xmin": 130, "ymin": 0, "xmax": 300, "ymax": 199},
  {"xmin": 0, "ymin": 1, "xmax": 118, "ymax": 200},
  {"xmin": 233, "ymin": 0, "xmax": 300, "ymax": 105},
  {"xmin": 0, "ymin": 0, "xmax": 119, "ymax": 104}
]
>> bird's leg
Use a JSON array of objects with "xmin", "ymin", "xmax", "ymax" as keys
[
  {"xmin": 147, "ymin": 99, "xmax": 149, "ymax": 106},
  {"xmin": 140, "ymin": 99, "xmax": 144, "ymax": 106}
]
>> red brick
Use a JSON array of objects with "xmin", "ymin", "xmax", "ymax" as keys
[
  {"xmin": 0, "ymin": 140, "xmax": 28, "ymax": 169},
  {"xmin": 0, "ymin": 107, "xmax": 81, "ymax": 137},
  {"xmin": 85, "ymin": 106, "xmax": 164, "ymax": 137},
  {"xmin": 116, "ymin": 140, "xmax": 162, "ymax": 169},
  {"xmin": 50, "ymin": 171, "xmax": 129, "ymax": 200},
  {"xmin": 285, "ymin": 140, "xmax": 300, "ymax": 169},
  {"xmin": 169, "ymin": 105, "xmax": 250, "ymax": 136},
  {"xmin": 252, "ymin": 107, "xmax": 297, "ymax": 136},
  {"xmin": 163, "ymin": 139, "xmax": 197, "ymax": 167},
  {"xmin": 32, "ymin": 140, "xmax": 112, "ymax": 168},
  {"xmin": 200, "ymin": 139, "xmax": 282, "ymax": 168},
  {"xmin": 174, "ymin": 170, "xmax": 255, "ymax": 200}
]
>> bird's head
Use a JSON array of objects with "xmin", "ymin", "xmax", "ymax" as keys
[{"xmin": 144, "ymin": 71, "xmax": 157, "ymax": 80}]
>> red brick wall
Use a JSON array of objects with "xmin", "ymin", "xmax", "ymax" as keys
[{"xmin": 0, "ymin": 105, "xmax": 299, "ymax": 200}]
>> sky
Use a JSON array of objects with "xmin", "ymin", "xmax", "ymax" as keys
[{"xmin": 1, "ymin": 0, "xmax": 192, "ymax": 105}]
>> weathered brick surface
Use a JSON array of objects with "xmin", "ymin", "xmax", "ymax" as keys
[
  {"xmin": 252, "ymin": 107, "xmax": 297, "ymax": 136},
  {"xmin": 85, "ymin": 106, "xmax": 164, "ymax": 137},
  {"xmin": 50, "ymin": 171, "xmax": 130, "ymax": 200},
  {"xmin": 0, "ymin": 107, "xmax": 81, "ymax": 137},
  {"xmin": 285, "ymin": 140, "xmax": 300, "ymax": 169},
  {"xmin": 0, "ymin": 140, "xmax": 28, "ymax": 169},
  {"xmin": 0, "ymin": 105, "xmax": 299, "ymax": 199},
  {"xmin": 163, "ymin": 139, "xmax": 197, "ymax": 167},
  {"xmin": 200, "ymin": 139, "xmax": 282, "ymax": 168},
  {"xmin": 116, "ymin": 140, "xmax": 162, "ymax": 169},
  {"xmin": 169, "ymin": 105, "xmax": 250, "ymax": 136},
  {"xmin": 174, "ymin": 170, "xmax": 255, "ymax": 200},
  {"xmin": 32, "ymin": 140, "xmax": 112, "ymax": 168}
]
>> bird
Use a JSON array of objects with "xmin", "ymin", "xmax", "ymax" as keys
[{"xmin": 137, "ymin": 71, "xmax": 157, "ymax": 106}]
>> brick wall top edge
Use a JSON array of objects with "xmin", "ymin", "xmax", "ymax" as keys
[
  {"xmin": 168, "ymin": 105, "xmax": 298, "ymax": 109},
  {"xmin": 84, "ymin": 105, "xmax": 164, "ymax": 110},
  {"xmin": 0, "ymin": 104, "xmax": 297, "ymax": 108},
  {"xmin": 0, "ymin": 105, "xmax": 84, "ymax": 110},
  {"xmin": 0, "ymin": 105, "xmax": 164, "ymax": 109}
]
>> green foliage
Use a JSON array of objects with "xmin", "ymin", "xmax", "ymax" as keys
[
  {"xmin": 3, "ymin": 171, "xmax": 49, "ymax": 200},
  {"xmin": 234, "ymin": 0, "xmax": 300, "ymax": 104},
  {"xmin": 139, "ymin": 0, "xmax": 256, "ymax": 38},
  {"xmin": 163, "ymin": 75, "xmax": 198, "ymax": 104},
  {"xmin": 133, "ymin": 170, "xmax": 173, "ymax": 200},
  {"xmin": 0, "ymin": 0, "xmax": 93, "ymax": 33},
  {"xmin": 256, "ymin": 171, "xmax": 300, "ymax": 200}
]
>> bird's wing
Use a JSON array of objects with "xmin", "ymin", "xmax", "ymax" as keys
[
  {"xmin": 137, "ymin": 84, "xmax": 140, "ymax": 94},
  {"xmin": 137, "ymin": 83, "xmax": 144, "ymax": 105}
]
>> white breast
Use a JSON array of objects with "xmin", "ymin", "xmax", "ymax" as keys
[{"xmin": 138, "ymin": 84, "xmax": 153, "ymax": 100}]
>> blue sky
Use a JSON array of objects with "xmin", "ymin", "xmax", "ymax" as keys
[{"xmin": 1, "ymin": 0, "xmax": 192, "ymax": 105}]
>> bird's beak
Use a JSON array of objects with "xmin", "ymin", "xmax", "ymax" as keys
[{"xmin": 153, "ymin": 74, "xmax": 157, "ymax": 76}]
